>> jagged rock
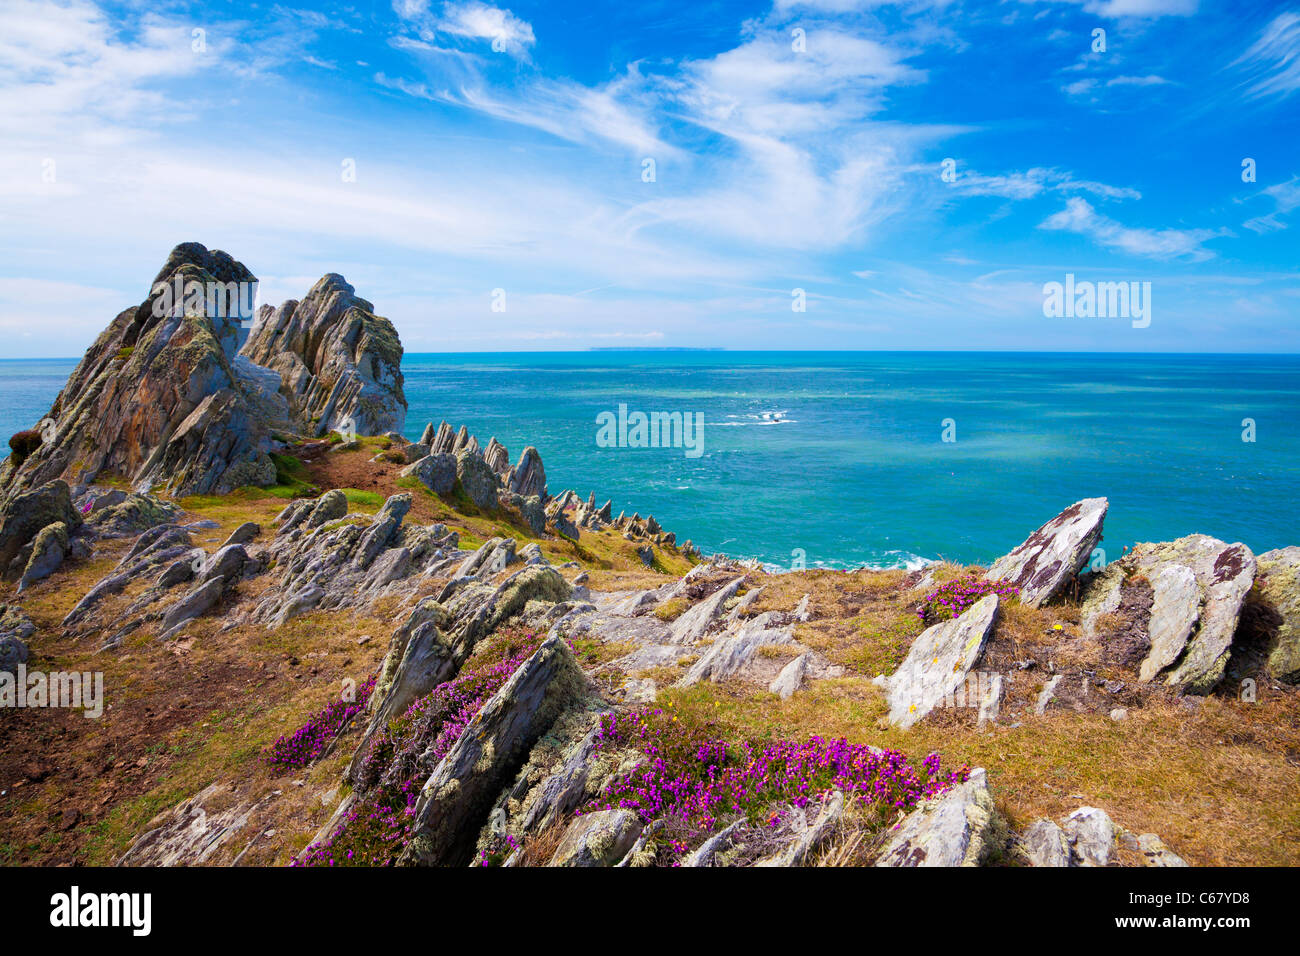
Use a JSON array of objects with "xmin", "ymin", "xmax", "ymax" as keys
[
  {"xmin": 456, "ymin": 450, "xmax": 499, "ymax": 510},
  {"xmin": 508, "ymin": 447, "xmax": 547, "ymax": 500},
  {"xmin": 669, "ymin": 577, "xmax": 746, "ymax": 644},
  {"xmin": 682, "ymin": 820, "xmax": 747, "ymax": 867},
  {"xmin": 85, "ymin": 492, "xmax": 180, "ymax": 538},
  {"xmin": 1062, "ymin": 806, "xmax": 1114, "ymax": 867},
  {"xmin": 197, "ymin": 544, "xmax": 249, "ymax": 585},
  {"xmin": 116, "ymin": 784, "xmax": 260, "ymax": 866},
  {"xmin": 1256, "ymin": 547, "xmax": 1300, "ymax": 682},
  {"xmin": 402, "ymin": 453, "xmax": 457, "ymax": 495},
  {"xmin": 986, "ymin": 498, "xmax": 1108, "ymax": 607},
  {"xmin": 160, "ymin": 576, "xmax": 227, "ymax": 637},
  {"xmin": 635, "ymin": 544, "xmax": 654, "ymax": 567},
  {"xmin": 1137, "ymin": 833, "xmax": 1188, "ymax": 867},
  {"xmin": 304, "ymin": 490, "xmax": 348, "ymax": 529},
  {"xmin": 221, "ymin": 522, "xmax": 260, "ymax": 547},
  {"xmin": 769, "ymin": 652, "xmax": 809, "ymax": 699},
  {"xmin": 1082, "ymin": 534, "xmax": 1256, "ymax": 693},
  {"xmin": 0, "ymin": 245, "xmax": 291, "ymax": 497},
  {"xmin": 517, "ymin": 720, "xmax": 608, "ymax": 833},
  {"xmin": 0, "ymin": 480, "xmax": 82, "ymax": 574},
  {"xmin": 483, "ymin": 437, "xmax": 510, "ymax": 475},
  {"xmin": 18, "ymin": 521, "xmax": 69, "ymax": 591},
  {"xmin": 679, "ymin": 611, "xmax": 794, "ymax": 687},
  {"xmin": 874, "ymin": 768, "xmax": 1000, "ymax": 867},
  {"xmin": 401, "ymin": 636, "xmax": 585, "ymax": 866},
  {"xmin": 1019, "ymin": 818, "xmax": 1071, "ymax": 867},
  {"xmin": 548, "ymin": 810, "xmax": 643, "ymax": 867},
  {"xmin": 886, "ymin": 594, "xmax": 999, "ymax": 729},
  {"xmin": 241, "ymin": 272, "xmax": 406, "ymax": 436}
]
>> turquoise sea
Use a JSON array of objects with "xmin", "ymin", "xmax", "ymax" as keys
[{"xmin": 3, "ymin": 352, "xmax": 1297, "ymax": 569}]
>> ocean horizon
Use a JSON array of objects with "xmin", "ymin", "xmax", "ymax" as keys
[{"xmin": 4, "ymin": 350, "xmax": 1296, "ymax": 569}]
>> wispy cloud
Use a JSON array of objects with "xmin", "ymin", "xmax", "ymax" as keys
[
  {"xmin": 1040, "ymin": 197, "xmax": 1226, "ymax": 261},
  {"xmin": 1233, "ymin": 11, "xmax": 1300, "ymax": 101}
]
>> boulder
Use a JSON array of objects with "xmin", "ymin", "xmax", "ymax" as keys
[
  {"xmin": 1256, "ymin": 547, "xmax": 1300, "ymax": 683},
  {"xmin": 986, "ymin": 498, "xmax": 1108, "ymax": 607},
  {"xmin": 1082, "ymin": 534, "xmax": 1256, "ymax": 693},
  {"xmin": 85, "ymin": 492, "xmax": 180, "ymax": 538},
  {"xmin": 18, "ymin": 521, "xmax": 69, "ymax": 591},
  {"xmin": 401, "ymin": 636, "xmax": 585, "ymax": 866},
  {"xmin": 0, "ymin": 480, "xmax": 81, "ymax": 574},
  {"xmin": 221, "ymin": 522, "xmax": 261, "ymax": 547},
  {"xmin": 402, "ymin": 453, "xmax": 457, "ymax": 495},
  {"xmin": 886, "ymin": 593, "xmax": 999, "ymax": 729},
  {"xmin": 456, "ymin": 450, "xmax": 500, "ymax": 510},
  {"xmin": 1019, "ymin": 818, "xmax": 1071, "ymax": 867},
  {"xmin": 548, "ymin": 810, "xmax": 643, "ymax": 867},
  {"xmin": 1062, "ymin": 806, "xmax": 1114, "ymax": 867},
  {"xmin": 874, "ymin": 768, "xmax": 1000, "ymax": 867},
  {"xmin": 0, "ymin": 604, "xmax": 33, "ymax": 675}
]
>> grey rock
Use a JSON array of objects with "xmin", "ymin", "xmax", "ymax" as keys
[
  {"xmin": 456, "ymin": 450, "xmax": 500, "ymax": 510},
  {"xmin": 1137, "ymin": 832, "xmax": 1188, "ymax": 867},
  {"xmin": 1019, "ymin": 818, "xmax": 1071, "ymax": 867},
  {"xmin": 18, "ymin": 521, "xmax": 69, "ymax": 591},
  {"xmin": 221, "ymin": 521, "xmax": 260, "ymax": 547},
  {"xmin": 402, "ymin": 453, "xmax": 457, "ymax": 495},
  {"xmin": 769, "ymin": 652, "xmax": 810, "ymax": 699},
  {"xmin": 548, "ymin": 810, "xmax": 643, "ymax": 867},
  {"xmin": 986, "ymin": 497, "xmax": 1108, "ymax": 608},
  {"xmin": 160, "ymin": 576, "xmax": 226, "ymax": 637},
  {"xmin": 875, "ymin": 768, "xmax": 1000, "ymax": 867},
  {"xmin": 1256, "ymin": 546, "xmax": 1300, "ymax": 683},
  {"xmin": 669, "ymin": 576, "xmax": 746, "ymax": 644},
  {"xmin": 304, "ymin": 490, "xmax": 348, "ymax": 529},
  {"xmin": 1062, "ymin": 806, "xmax": 1115, "ymax": 867},
  {"xmin": 0, "ymin": 480, "xmax": 81, "ymax": 573},
  {"xmin": 887, "ymin": 594, "xmax": 999, "ymax": 729},
  {"xmin": 401, "ymin": 636, "xmax": 584, "ymax": 866}
]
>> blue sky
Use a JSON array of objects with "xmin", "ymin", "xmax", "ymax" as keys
[{"xmin": 0, "ymin": 0, "xmax": 1296, "ymax": 356}]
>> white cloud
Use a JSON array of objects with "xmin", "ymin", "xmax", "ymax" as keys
[
  {"xmin": 1233, "ymin": 11, "xmax": 1300, "ymax": 100},
  {"xmin": 393, "ymin": 1, "xmax": 536, "ymax": 58},
  {"xmin": 1040, "ymin": 197, "xmax": 1226, "ymax": 261}
]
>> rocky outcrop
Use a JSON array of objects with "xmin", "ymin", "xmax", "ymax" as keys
[
  {"xmin": 116, "ymin": 783, "xmax": 263, "ymax": 866},
  {"xmin": 885, "ymin": 593, "xmax": 999, "ymax": 729},
  {"xmin": 986, "ymin": 498, "xmax": 1107, "ymax": 607},
  {"xmin": 455, "ymin": 450, "xmax": 500, "ymax": 510},
  {"xmin": 241, "ymin": 273, "xmax": 406, "ymax": 437},
  {"xmin": 1081, "ymin": 534, "xmax": 1256, "ymax": 693},
  {"xmin": 874, "ymin": 769, "xmax": 1000, "ymax": 867},
  {"xmin": 401, "ymin": 636, "xmax": 585, "ymax": 866},
  {"xmin": 1, "ymin": 244, "xmax": 281, "ymax": 498},
  {"xmin": 254, "ymin": 493, "xmax": 458, "ymax": 626}
]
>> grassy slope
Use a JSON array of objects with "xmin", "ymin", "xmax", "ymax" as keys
[{"xmin": 1, "ymin": 442, "xmax": 1295, "ymax": 866}]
